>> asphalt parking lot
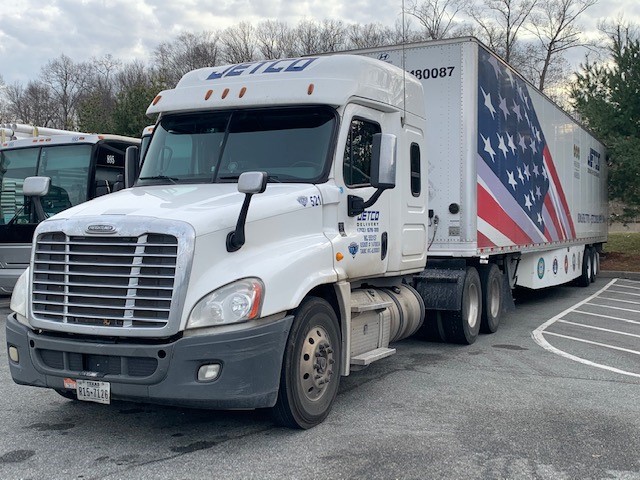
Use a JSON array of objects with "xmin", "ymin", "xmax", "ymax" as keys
[
  {"xmin": 534, "ymin": 278, "xmax": 640, "ymax": 378},
  {"xmin": 0, "ymin": 279, "xmax": 639, "ymax": 479}
]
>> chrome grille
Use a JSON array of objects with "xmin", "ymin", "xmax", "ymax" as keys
[{"xmin": 32, "ymin": 231, "xmax": 178, "ymax": 330}]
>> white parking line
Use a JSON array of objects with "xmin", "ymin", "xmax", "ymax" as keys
[
  {"xmin": 532, "ymin": 279, "xmax": 640, "ymax": 379},
  {"xmin": 557, "ymin": 319, "xmax": 640, "ymax": 339},
  {"xmin": 607, "ymin": 289, "xmax": 640, "ymax": 297},
  {"xmin": 574, "ymin": 309, "xmax": 640, "ymax": 326},
  {"xmin": 587, "ymin": 303, "xmax": 640, "ymax": 313},
  {"xmin": 543, "ymin": 332, "xmax": 640, "ymax": 357},
  {"xmin": 613, "ymin": 283, "xmax": 640, "ymax": 291},
  {"xmin": 596, "ymin": 296, "xmax": 640, "ymax": 306}
]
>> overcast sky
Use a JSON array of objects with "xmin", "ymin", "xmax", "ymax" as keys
[{"xmin": 1, "ymin": 0, "xmax": 639, "ymax": 85}]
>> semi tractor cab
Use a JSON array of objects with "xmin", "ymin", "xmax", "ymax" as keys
[
  {"xmin": 0, "ymin": 133, "xmax": 141, "ymax": 293},
  {"xmin": 6, "ymin": 38, "xmax": 607, "ymax": 429}
]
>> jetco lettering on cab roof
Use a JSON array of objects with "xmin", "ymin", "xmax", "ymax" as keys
[{"xmin": 207, "ymin": 57, "xmax": 318, "ymax": 80}]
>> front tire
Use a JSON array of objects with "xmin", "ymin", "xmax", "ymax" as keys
[
  {"xmin": 441, "ymin": 267, "xmax": 482, "ymax": 345},
  {"xmin": 272, "ymin": 297, "xmax": 341, "ymax": 429}
]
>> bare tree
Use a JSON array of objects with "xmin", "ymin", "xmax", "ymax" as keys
[
  {"xmin": 346, "ymin": 23, "xmax": 396, "ymax": 49},
  {"xmin": 0, "ymin": 75, "xmax": 8, "ymax": 123},
  {"xmin": 5, "ymin": 81, "xmax": 56, "ymax": 127},
  {"xmin": 255, "ymin": 20, "xmax": 297, "ymax": 59},
  {"xmin": 221, "ymin": 22, "xmax": 256, "ymax": 64},
  {"xmin": 317, "ymin": 19, "xmax": 348, "ymax": 53},
  {"xmin": 467, "ymin": 0, "xmax": 538, "ymax": 64},
  {"xmin": 406, "ymin": 0, "xmax": 470, "ymax": 40},
  {"xmin": 387, "ymin": 15, "xmax": 424, "ymax": 44},
  {"xmin": 154, "ymin": 31, "xmax": 221, "ymax": 87},
  {"xmin": 39, "ymin": 54, "xmax": 92, "ymax": 129},
  {"xmin": 526, "ymin": 0, "xmax": 597, "ymax": 91},
  {"xmin": 294, "ymin": 19, "xmax": 324, "ymax": 55},
  {"xmin": 77, "ymin": 55, "xmax": 123, "ymax": 133}
]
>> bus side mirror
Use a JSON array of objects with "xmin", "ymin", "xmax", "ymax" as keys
[
  {"xmin": 23, "ymin": 176, "xmax": 51, "ymax": 197},
  {"xmin": 23, "ymin": 176, "xmax": 51, "ymax": 222}
]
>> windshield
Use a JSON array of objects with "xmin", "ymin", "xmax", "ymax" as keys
[
  {"xmin": 138, "ymin": 106, "xmax": 337, "ymax": 185},
  {"xmin": 0, "ymin": 144, "xmax": 92, "ymax": 225}
]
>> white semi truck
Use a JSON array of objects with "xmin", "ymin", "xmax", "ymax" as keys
[
  {"xmin": 6, "ymin": 38, "xmax": 607, "ymax": 429},
  {"xmin": 0, "ymin": 130, "xmax": 141, "ymax": 293}
]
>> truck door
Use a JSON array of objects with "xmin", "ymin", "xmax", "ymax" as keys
[{"xmin": 333, "ymin": 105, "xmax": 393, "ymax": 279}]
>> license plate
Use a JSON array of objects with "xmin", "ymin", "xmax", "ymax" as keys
[{"xmin": 76, "ymin": 379, "xmax": 111, "ymax": 405}]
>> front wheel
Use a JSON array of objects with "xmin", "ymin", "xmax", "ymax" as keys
[{"xmin": 272, "ymin": 297, "xmax": 342, "ymax": 429}]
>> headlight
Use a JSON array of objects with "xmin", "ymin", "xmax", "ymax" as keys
[
  {"xmin": 187, "ymin": 278, "xmax": 264, "ymax": 329},
  {"xmin": 10, "ymin": 268, "xmax": 29, "ymax": 318}
]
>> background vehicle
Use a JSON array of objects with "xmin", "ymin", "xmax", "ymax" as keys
[
  {"xmin": 140, "ymin": 125, "xmax": 155, "ymax": 161},
  {"xmin": 6, "ymin": 38, "xmax": 606, "ymax": 428},
  {"xmin": 0, "ymin": 131, "xmax": 140, "ymax": 293}
]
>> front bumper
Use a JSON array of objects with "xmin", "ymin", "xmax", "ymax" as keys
[{"xmin": 6, "ymin": 313, "xmax": 293, "ymax": 409}]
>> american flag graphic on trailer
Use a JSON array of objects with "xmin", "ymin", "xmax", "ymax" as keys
[{"xmin": 477, "ymin": 48, "xmax": 576, "ymax": 249}]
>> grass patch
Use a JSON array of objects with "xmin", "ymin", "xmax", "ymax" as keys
[{"xmin": 604, "ymin": 232, "xmax": 640, "ymax": 255}]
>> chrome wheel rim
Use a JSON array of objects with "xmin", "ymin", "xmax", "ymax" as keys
[{"xmin": 299, "ymin": 326, "xmax": 335, "ymax": 402}]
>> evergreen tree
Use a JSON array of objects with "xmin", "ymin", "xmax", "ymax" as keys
[{"xmin": 571, "ymin": 23, "xmax": 640, "ymax": 218}]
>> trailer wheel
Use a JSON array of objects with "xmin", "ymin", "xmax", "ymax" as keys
[
  {"xmin": 441, "ymin": 267, "xmax": 482, "ymax": 345},
  {"xmin": 591, "ymin": 249, "xmax": 599, "ymax": 282},
  {"xmin": 577, "ymin": 247, "xmax": 592, "ymax": 287},
  {"xmin": 272, "ymin": 297, "xmax": 341, "ymax": 429},
  {"xmin": 479, "ymin": 264, "xmax": 502, "ymax": 334}
]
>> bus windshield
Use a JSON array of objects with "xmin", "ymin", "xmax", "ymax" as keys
[
  {"xmin": 0, "ymin": 144, "xmax": 92, "ymax": 225},
  {"xmin": 138, "ymin": 106, "xmax": 337, "ymax": 185}
]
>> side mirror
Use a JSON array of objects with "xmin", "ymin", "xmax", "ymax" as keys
[
  {"xmin": 23, "ymin": 176, "xmax": 51, "ymax": 197},
  {"xmin": 371, "ymin": 133, "xmax": 397, "ymax": 190},
  {"xmin": 124, "ymin": 146, "xmax": 140, "ymax": 188},
  {"xmin": 238, "ymin": 171, "xmax": 268, "ymax": 194},
  {"xmin": 227, "ymin": 172, "xmax": 268, "ymax": 252},
  {"xmin": 347, "ymin": 134, "xmax": 397, "ymax": 217},
  {"xmin": 23, "ymin": 176, "xmax": 51, "ymax": 222}
]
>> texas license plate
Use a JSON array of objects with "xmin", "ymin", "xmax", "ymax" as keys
[{"xmin": 76, "ymin": 379, "xmax": 110, "ymax": 405}]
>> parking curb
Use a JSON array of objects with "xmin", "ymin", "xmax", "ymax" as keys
[{"xmin": 599, "ymin": 270, "xmax": 640, "ymax": 281}]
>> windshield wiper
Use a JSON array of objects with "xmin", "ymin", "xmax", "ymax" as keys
[
  {"xmin": 219, "ymin": 174, "xmax": 282, "ymax": 183},
  {"xmin": 138, "ymin": 175, "xmax": 179, "ymax": 184}
]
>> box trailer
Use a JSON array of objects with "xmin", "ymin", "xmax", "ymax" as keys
[
  {"xmin": 6, "ymin": 38, "xmax": 606, "ymax": 428},
  {"xmin": 355, "ymin": 38, "xmax": 607, "ymax": 336}
]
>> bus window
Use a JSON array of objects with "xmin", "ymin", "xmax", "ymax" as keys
[
  {"xmin": 38, "ymin": 144, "xmax": 92, "ymax": 211},
  {"xmin": 0, "ymin": 148, "xmax": 39, "ymax": 224}
]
